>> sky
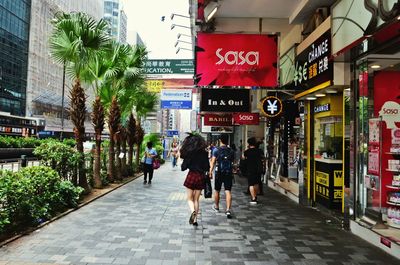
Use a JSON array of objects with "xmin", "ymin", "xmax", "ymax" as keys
[{"xmin": 122, "ymin": 0, "xmax": 193, "ymax": 60}]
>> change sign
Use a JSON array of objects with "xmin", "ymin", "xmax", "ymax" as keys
[{"xmin": 260, "ymin": 96, "xmax": 283, "ymax": 118}]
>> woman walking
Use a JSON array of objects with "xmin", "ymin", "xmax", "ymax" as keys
[
  {"xmin": 168, "ymin": 141, "xmax": 179, "ymax": 168},
  {"xmin": 143, "ymin": 141, "xmax": 157, "ymax": 184},
  {"xmin": 180, "ymin": 133, "xmax": 210, "ymax": 226},
  {"xmin": 243, "ymin": 137, "xmax": 265, "ymax": 204}
]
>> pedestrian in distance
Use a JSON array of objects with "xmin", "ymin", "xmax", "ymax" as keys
[
  {"xmin": 209, "ymin": 134, "xmax": 234, "ymax": 218},
  {"xmin": 143, "ymin": 141, "xmax": 157, "ymax": 184},
  {"xmin": 180, "ymin": 133, "xmax": 210, "ymax": 226},
  {"xmin": 243, "ymin": 137, "xmax": 265, "ymax": 204},
  {"xmin": 168, "ymin": 141, "xmax": 179, "ymax": 168}
]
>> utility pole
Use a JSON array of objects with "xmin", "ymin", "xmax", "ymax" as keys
[{"xmin": 60, "ymin": 62, "xmax": 66, "ymax": 140}]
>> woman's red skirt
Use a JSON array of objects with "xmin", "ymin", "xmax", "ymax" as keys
[{"xmin": 184, "ymin": 170, "xmax": 205, "ymax": 190}]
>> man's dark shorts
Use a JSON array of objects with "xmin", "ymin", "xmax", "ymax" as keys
[
  {"xmin": 248, "ymin": 174, "xmax": 261, "ymax": 186},
  {"xmin": 214, "ymin": 173, "xmax": 233, "ymax": 191}
]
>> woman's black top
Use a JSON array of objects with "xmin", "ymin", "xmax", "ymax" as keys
[
  {"xmin": 243, "ymin": 147, "xmax": 264, "ymax": 176},
  {"xmin": 181, "ymin": 150, "xmax": 210, "ymax": 173}
]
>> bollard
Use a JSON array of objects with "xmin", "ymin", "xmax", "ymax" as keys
[{"xmin": 21, "ymin": 155, "xmax": 27, "ymax": 168}]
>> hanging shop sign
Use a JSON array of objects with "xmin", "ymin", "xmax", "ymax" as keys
[
  {"xmin": 332, "ymin": 0, "xmax": 400, "ymax": 55},
  {"xmin": 143, "ymin": 59, "xmax": 194, "ymax": 75},
  {"xmin": 203, "ymin": 114, "xmax": 233, "ymax": 126},
  {"xmin": 200, "ymin": 88, "xmax": 250, "ymax": 113},
  {"xmin": 233, "ymin": 113, "xmax": 260, "ymax": 125},
  {"xmin": 314, "ymin": 103, "xmax": 330, "ymax": 113},
  {"xmin": 160, "ymin": 89, "xmax": 192, "ymax": 109},
  {"xmin": 260, "ymin": 96, "xmax": 283, "ymax": 118},
  {"xmin": 145, "ymin": 79, "xmax": 194, "ymax": 93},
  {"xmin": 201, "ymin": 117, "xmax": 233, "ymax": 133},
  {"xmin": 293, "ymin": 30, "xmax": 332, "ymax": 90},
  {"xmin": 196, "ymin": 33, "xmax": 278, "ymax": 87}
]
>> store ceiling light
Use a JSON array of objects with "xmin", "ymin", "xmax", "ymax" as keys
[
  {"xmin": 306, "ymin": 96, "xmax": 317, "ymax": 100},
  {"xmin": 371, "ymin": 64, "xmax": 381, "ymax": 69},
  {"xmin": 326, "ymin": 89, "xmax": 337, "ymax": 94},
  {"xmin": 205, "ymin": 1, "xmax": 220, "ymax": 22},
  {"xmin": 315, "ymin": 93, "xmax": 326, "ymax": 97}
]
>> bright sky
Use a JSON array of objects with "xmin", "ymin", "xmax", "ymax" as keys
[{"xmin": 122, "ymin": 0, "xmax": 192, "ymax": 60}]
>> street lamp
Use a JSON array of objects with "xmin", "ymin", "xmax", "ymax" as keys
[
  {"xmin": 176, "ymin": 47, "xmax": 193, "ymax": 54},
  {"xmin": 174, "ymin": 40, "xmax": 192, "ymax": 47},
  {"xmin": 171, "ymin": 24, "xmax": 191, "ymax": 30},
  {"xmin": 177, "ymin": 33, "xmax": 191, "ymax": 39},
  {"xmin": 171, "ymin": 13, "xmax": 190, "ymax": 20}
]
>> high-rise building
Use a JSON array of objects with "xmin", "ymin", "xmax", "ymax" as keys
[
  {"xmin": 0, "ymin": 0, "xmax": 32, "ymax": 116},
  {"xmin": 103, "ymin": 0, "xmax": 127, "ymax": 43},
  {"xmin": 26, "ymin": 0, "xmax": 104, "ymax": 134}
]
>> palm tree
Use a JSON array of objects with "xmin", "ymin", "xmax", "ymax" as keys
[
  {"xmin": 135, "ymin": 125, "xmax": 145, "ymax": 170},
  {"xmin": 108, "ymin": 96, "xmax": 121, "ymax": 181},
  {"xmin": 91, "ymin": 96, "xmax": 104, "ymax": 188},
  {"xmin": 126, "ymin": 113, "xmax": 136, "ymax": 173},
  {"xmin": 50, "ymin": 12, "xmax": 109, "ymax": 192}
]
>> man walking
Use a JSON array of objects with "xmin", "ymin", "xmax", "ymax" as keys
[
  {"xmin": 209, "ymin": 134, "xmax": 234, "ymax": 218},
  {"xmin": 243, "ymin": 137, "xmax": 265, "ymax": 204}
]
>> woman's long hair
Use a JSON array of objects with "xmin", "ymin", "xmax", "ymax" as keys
[{"xmin": 179, "ymin": 133, "xmax": 207, "ymax": 159}]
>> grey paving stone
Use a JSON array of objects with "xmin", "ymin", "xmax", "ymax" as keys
[{"xmin": 0, "ymin": 165, "xmax": 398, "ymax": 264}]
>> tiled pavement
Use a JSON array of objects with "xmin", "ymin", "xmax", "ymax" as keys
[{"xmin": 0, "ymin": 164, "xmax": 399, "ymax": 265}]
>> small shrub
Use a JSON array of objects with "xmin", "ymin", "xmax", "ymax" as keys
[
  {"xmin": 33, "ymin": 141, "xmax": 79, "ymax": 181},
  {"xmin": 0, "ymin": 166, "xmax": 83, "ymax": 234}
]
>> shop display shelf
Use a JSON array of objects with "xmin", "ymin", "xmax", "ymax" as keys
[
  {"xmin": 387, "ymin": 218, "xmax": 400, "ymax": 229},
  {"xmin": 387, "ymin": 201, "xmax": 400, "ymax": 206},
  {"xmin": 386, "ymin": 152, "xmax": 400, "ymax": 155},
  {"xmin": 386, "ymin": 185, "xmax": 400, "ymax": 190},
  {"xmin": 386, "ymin": 169, "xmax": 400, "ymax": 172}
]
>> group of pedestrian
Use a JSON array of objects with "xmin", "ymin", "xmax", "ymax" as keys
[{"xmin": 181, "ymin": 133, "xmax": 265, "ymax": 226}]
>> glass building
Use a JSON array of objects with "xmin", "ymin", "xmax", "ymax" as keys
[
  {"xmin": 103, "ymin": 0, "xmax": 127, "ymax": 43},
  {"xmin": 0, "ymin": 0, "xmax": 31, "ymax": 116}
]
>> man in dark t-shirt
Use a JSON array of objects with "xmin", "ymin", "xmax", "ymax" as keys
[{"xmin": 243, "ymin": 137, "xmax": 265, "ymax": 204}]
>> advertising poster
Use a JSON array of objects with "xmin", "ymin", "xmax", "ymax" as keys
[
  {"xmin": 368, "ymin": 149, "xmax": 380, "ymax": 176},
  {"xmin": 368, "ymin": 118, "xmax": 380, "ymax": 146},
  {"xmin": 374, "ymin": 71, "xmax": 400, "ymax": 207},
  {"xmin": 196, "ymin": 33, "xmax": 278, "ymax": 87}
]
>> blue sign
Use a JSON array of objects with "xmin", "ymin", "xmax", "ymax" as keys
[
  {"xmin": 166, "ymin": 130, "xmax": 179, "ymax": 137},
  {"xmin": 161, "ymin": 100, "xmax": 192, "ymax": 109},
  {"xmin": 160, "ymin": 89, "xmax": 192, "ymax": 110}
]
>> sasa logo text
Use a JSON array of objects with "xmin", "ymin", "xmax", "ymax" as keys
[
  {"xmin": 239, "ymin": 115, "xmax": 253, "ymax": 121},
  {"xmin": 382, "ymin": 108, "xmax": 398, "ymax": 115},
  {"xmin": 216, "ymin": 48, "xmax": 259, "ymax": 66}
]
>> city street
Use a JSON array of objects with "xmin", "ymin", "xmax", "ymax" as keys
[{"xmin": 0, "ymin": 163, "xmax": 398, "ymax": 265}]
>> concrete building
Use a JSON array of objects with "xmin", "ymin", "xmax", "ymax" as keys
[{"xmin": 26, "ymin": 0, "xmax": 104, "ymax": 134}]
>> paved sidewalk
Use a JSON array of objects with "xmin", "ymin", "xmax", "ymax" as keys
[{"xmin": 0, "ymin": 164, "xmax": 398, "ymax": 265}]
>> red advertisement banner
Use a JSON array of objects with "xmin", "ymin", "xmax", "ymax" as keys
[
  {"xmin": 196, "ymin": 33, "xmax": 278, "ymax": 87},
  {"xmin": 233, "ymin": 113, "xmax": 260, "ymax": 125},
  {"xmin": 203, "ymin": 114, "xmax": 233, "ymax": 126}
]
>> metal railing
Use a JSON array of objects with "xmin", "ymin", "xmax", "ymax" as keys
[{"xmin": 0, "ymin": 157, "xmax": 40, "ymax": 172}]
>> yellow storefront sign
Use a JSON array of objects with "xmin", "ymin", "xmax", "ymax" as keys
[
  {"xmin": 334, "ymin": 170, "xmax": 343, "ymax": 187},
  {"xmin": 334, "ymin": 189, "xmax": 342, "ymax": 199},
  {"xmin": 146, "ymin": 80, "xmax": 164, "ymax": 93},
  {"xmin": 316, "ymin": 171, "xmax": 329, "ymax": 186}
]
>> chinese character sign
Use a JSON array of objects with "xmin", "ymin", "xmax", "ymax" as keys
[{"xmin": 293, "ymin": 30, "xmax": 333, "ymax": 90}]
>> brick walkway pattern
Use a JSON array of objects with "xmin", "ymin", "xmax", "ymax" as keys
[{"xmin": 0, "ymin": 164, "xmax": 398, "ymax": 265}]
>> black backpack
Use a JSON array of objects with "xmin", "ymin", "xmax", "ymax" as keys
[{"xmin": 216, "ymin": 147, "xmax": 233, "ymax": 176}]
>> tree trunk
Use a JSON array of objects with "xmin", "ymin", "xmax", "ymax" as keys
[
  {"xmin": 115, "ymin": 134, "xmax": 122, "ymax": 181},
  {"xmin": 135, "ymin": 142, "xmax": 141, "ymax": 172},
  {"xmin": 76, "ymin": 139, "xmax": 89, "ymax": 192},
  {"xmin": 70, "ymin": 79, "xmax": 89, "ymax": 193},
  {"xmin": 108, "ymin": 135, "xmax": 115, "ymax": 182},
  {"xmin": 121, "ymin": 134, "xmax": 128, "ymax": 177},
  {"xmin": 128, "ymin": 143, "xmax": 134, "ymax": 173},
  {"xmin": 93, "ymin": 137, "xmax": 102, "ymax": 188}
]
